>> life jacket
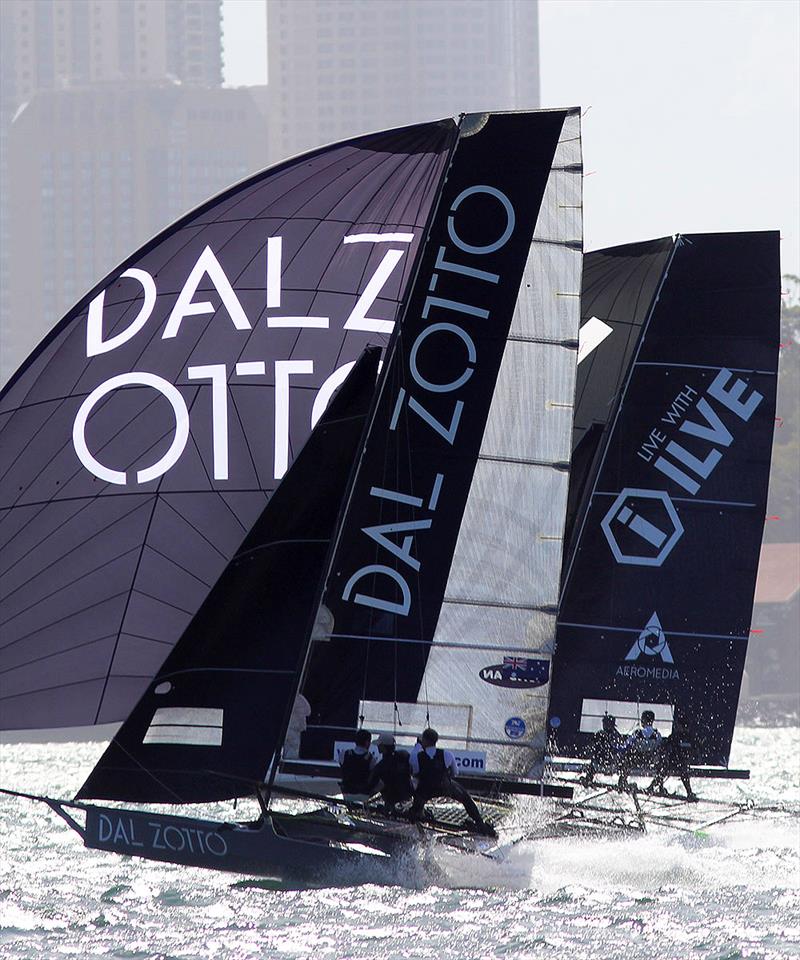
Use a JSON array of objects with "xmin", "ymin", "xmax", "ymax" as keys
[
  {"xmin": 416, "ymin": 748, "xmax": 450, "ymax": 794},
  {"xmin": 374, "ymin": 749, "xmax": 412, "ymax": 801},
  {"xmin": 630, "ymin": 726, "xmax": 661, "ymax": 753},
  {"xmin": 340, "ymin": 749, "xmax": 372, "ymax": 793}
]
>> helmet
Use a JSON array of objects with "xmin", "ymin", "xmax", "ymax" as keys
[{"xmin": 376, "ymin": 733, "xmax": 396, "ymax": 747}]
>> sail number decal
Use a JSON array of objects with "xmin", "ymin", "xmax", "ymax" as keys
[
  {"xmin": 479, "ymin": 657, "xmax": 550, "ymax": 689},
  {"xmin": 73, "ymin": 234, "xmax": 414, "ymax": 485},
  {"xmin": 602, "ymin": 368, "xmax": 764, "ymax": 567}
]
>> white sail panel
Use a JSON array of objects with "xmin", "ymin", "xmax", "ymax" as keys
[
  {"xmin": 481, "ymin": 340, "xmax": 576, "ymax": 463},
  {"xmin": 434, "ymin": 601, "xmax": 557, "ymax": 653},
  {"xmin": 440, "ymin": 462, "xmax": 568, "ymax": 607}
]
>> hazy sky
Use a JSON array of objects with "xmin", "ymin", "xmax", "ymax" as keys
[{"xmin": 221, "ymin": 0, "xmax": 799, "ymax": 273}]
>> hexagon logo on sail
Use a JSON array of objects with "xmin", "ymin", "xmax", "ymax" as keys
[{"xmin": 601, "ymin": 488, "xmax": 683, "ymax": 567}]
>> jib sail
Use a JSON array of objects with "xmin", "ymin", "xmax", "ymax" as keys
[
  {"xmin": 0, "ymin": 122, "xmax": 455, "ymax": 731},
  {"xmin": 300, "ymin": 109, "xmax": 583, "ymax": 778},
  {"xmin": 549, "ymin": 232, "xmax": 780, "ymax": 765},
  {"xmin": 77, "ymin": 349, "xmax": 379, "ymax": 803}
]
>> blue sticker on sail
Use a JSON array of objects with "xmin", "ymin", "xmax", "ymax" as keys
[
  {"xmin": 479, "ymin": 657, "xmax": 549, "ymax": 688},
  {"xmin": 504, "ymin": 717, "xmax": 526, "ymax": 739}
]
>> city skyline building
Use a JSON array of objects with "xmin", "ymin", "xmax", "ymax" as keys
[
  {"xmin": 266, "ymin": 0, "xmax": 540, "ymax": 163},
  {"xmin": 0, "ymin": 0, "xmax": 233, "ymax": 384},
  {"xmin": 2, "ymin": 0, "xmax": 223, "ymax": 98},
  {"xmin": 6, "ymin": 83, "xmax": 268, "ymax": 378}
]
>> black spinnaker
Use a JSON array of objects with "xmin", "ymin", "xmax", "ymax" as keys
[
  {"xmin": 0, "ymin": 122, "xmax": 455, "ymax": 732},
  {"xmin": 549, "ymin": 232, "xmax": 780, "ymax": 765},
  {"xmin": 77, "ymin": 348, "xmax": 379, "ymax": 803}
]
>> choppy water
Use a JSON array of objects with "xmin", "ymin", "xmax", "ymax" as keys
[{"xmin": 1, "ymin": 727, "xmax": 798, "ymax": 960}]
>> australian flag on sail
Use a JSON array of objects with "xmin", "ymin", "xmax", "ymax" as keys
[{"xmin": 479, "ymin": 657, "xmax": 550, "ymax": 689}]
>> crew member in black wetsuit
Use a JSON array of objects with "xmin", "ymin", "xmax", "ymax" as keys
[
  {"xmin": 409, "ymin": 728, "xmax": 496, "ymax": 837},
  {"xmin": 339, "ymin": 728, "xmax": 375, "ymax": 800},
  {"xmin": 580, "ymin": 714, "xmax": 624, "ymax": 786},
  {"xmin": 648, "ymin": 716, "xmax": 698, "ymax": 801},
  {"xmin": 367, "ymin": 733, "xmax": 413, "ymax": 812}
]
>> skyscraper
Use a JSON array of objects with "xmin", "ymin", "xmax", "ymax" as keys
[
  {"xmin": 0, "ymin": 1, "xmax": 270, "ymax": 385},
  {"xmin": 6, "ymin": 84, "xmax": 267, "ymax": 375},
  {"xmin": 266, "ymin": 0, "xmax": 540, "ymax": 162},
  {"xmin": 1, "ymin": 0, "xmax": 222, "ymax": 96}
]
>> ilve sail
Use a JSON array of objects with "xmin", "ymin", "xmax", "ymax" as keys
[{"xmin": 550, "ymin": 232, "xmax": 780, "ymax": 765}]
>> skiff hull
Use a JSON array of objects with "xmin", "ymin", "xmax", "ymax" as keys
[{"xmin": 83, "ymin": 804, "xmax": 423, "ymax": 885}]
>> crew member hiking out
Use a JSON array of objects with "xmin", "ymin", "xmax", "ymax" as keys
[
  {"xmin": 409, "ymin": 728, "xmax": 496, "ymax": 837},
  {"xmin": 618, "ymin": 709, "xmax": 662, "ymax": 791},
  {"xmin": 647, "ymin": 715, "xmax": 698, "ymax": 801},
  {"xmin": 339, "ymin": 729, "xmax": 375, "ymax": 801},
  {"xmin": 368, "ymin": 733, "xmax": 413, "ymax": 813},
  {"xmin": 580, "ymin": 714, "xmax": 623, "ymax": 786}
]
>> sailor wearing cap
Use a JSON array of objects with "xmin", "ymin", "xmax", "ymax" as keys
[{"xmin": 367, "ymin": 733, "xmax": 413, "ymax": 813}]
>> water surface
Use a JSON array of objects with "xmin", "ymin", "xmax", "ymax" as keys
[{"xmin": 1, "ymin": 727, "xmax": 798, "ymax": 959}]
